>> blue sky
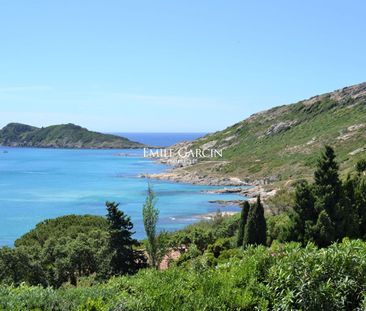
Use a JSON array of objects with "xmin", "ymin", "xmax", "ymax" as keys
[{"xmin": 0, "ymin": 1, "xmax": 365, "ymax": 132}]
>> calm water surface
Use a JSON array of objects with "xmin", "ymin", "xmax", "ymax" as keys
[{"xmin": 0, "ymin": 147, "xmax": 245, "ymax": 246}]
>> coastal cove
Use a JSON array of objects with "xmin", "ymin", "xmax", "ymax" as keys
[{"xmin": 0, "ymin": 147, "xmax": 246, "ymax": 246}]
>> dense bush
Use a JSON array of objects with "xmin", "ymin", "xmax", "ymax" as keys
[
  {"xmin": 0, "ymin": 204, "xmax": 146, "ymax": 287},
  {"xmin": 15, "ymin": 215, "xmax": 108, "ymax": 248},
  {"xmin": 0, "ymin": 240, "xmax": 364, "ymax": 310},
  {"xmin": 267, "ymin": 239, "xmax": 366, "ymax": 310}
]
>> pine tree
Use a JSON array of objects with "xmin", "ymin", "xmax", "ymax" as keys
[
  {"xmin": 237, "ymin": 201, "xmax": 250, "ymax": 247},
  {"xmin": 289, "ymin": 180, "xmax": 316, "ymax": 244},
  {"xmin": 243, "ymin": 196, "xmax": 267, "ymax": 247},
  {"xmin": 105, "ymin": 201, "xmax": 140, "ymax": 276},
  {"xmin": 313, "ymin": 145, "xmax": 345, "ymax": 242},
  {"xmin": 314, "ymin": 146, "xmax": 341, "ymax": 218}
]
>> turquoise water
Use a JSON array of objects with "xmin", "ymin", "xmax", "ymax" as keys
[{"xmin": 0, "ymin": 147, "xmax": 245, "ymax": 246}]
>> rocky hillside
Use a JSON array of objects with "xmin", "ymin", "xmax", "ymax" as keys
[
  {"xmin": 159, "ymin": 82, "xmax": 366, "ymax": 186},
  {"xmin": 0, "ymin": 123, "xmax": 145, "ymax": 149}
]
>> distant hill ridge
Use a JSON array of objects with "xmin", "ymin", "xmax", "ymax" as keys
[
  {"xmin": 166, "ymin": 82, "xmax": 366, "ymax": 185},
  {"xmin": 0, "ymin": 123, "xmax": 145, "ymax": 149}
]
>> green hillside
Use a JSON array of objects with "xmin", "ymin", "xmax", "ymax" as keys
[
  {"xmin": 0, "ymin": 123, "xmax": 145, "ymax": 149},
  {"xmin": 182, "ymin": 82, "xmax": 366, "ymax": 184}
]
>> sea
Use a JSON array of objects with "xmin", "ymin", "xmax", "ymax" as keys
[{"xmin": 0, "ymin": 133, "xmax": 245, "ymax": 246}]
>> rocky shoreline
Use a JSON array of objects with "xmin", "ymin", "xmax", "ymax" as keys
[
  {"xmin": 140, "ymin": 168, "xmax": 277, "ymax": 205},
  {"xmin": 141, "ymin": 140, "xmax": 277, "ymax": 206},
  {"xmin": 139, "ymin": 169, "xmax": 248, "ymax": 186},
  {"xmin": 205, "ymin": 186, "xmax": 277, "ymax": 205}
]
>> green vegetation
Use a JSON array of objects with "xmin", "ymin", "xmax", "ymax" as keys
[
  {"xmin": 1, "ymin": 204, "xmax": 146, "ymax": 288},
  {"xmin": 105, "ymin": 201, "xmax": 146, "ymax": 277},
  {"xmin": 289, "ymin": 146, "xmax": 366, "ymax": 246},
  {"xmin": 243, "ymin": 196, "xmax": 267, "ymax": 247},
  {"xmin": 180, "ymin": 82, "xmax": 366, "ymax": 184},
  {"xmin": 0, "ymin": 147, "xmax": 366, "ymax": 310},
  {"xmin": 142, "ymin": 185, "xmax": 171, "ymax": 269},
  {"xmin": 3, "ymin": 215, "xmax": 109, "ymax": 287},
  {"xmin": 236, "ymin": 201, "xmax": 249, "ymax": 247},
  {"xmin": 15, "ymin": 215, "xmax": 108, "ymax": 248},
  {"xmin": 142, "ymin": 185, "xmax": 160, "ymax": 268},
  {"xmin": 0, "ymin": 123, "xmax": 144, "ymax": 148},
  {"xmin": 0, "ymin": 240, "xmax": 365, "ymax": 310}
]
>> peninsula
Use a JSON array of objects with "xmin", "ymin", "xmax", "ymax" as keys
[{"xmin": 0, "ymin": 123, "xmax": 145, "ymax": 149}]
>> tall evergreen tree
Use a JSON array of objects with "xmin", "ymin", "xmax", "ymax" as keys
[
  {"xmin": 313, "ymin": 146, "xmax": 341, "ymax": 218},
  {"xmin": 342, "ymin": 176, "xmax": 360, "ymax": 238},
  {"xmin": 237, "ymin": 201, "xmax": 250, "ymax": 247},
  {"xmin": 353, "ymin": 159, "xmax": 366, "ymax": 239},
  {"xmin": 289, "ymin": 180, "xmax": 316, "ymax": 244},
  {"xmin": 243, "ymin": 196, "xmax": 267, "ymax": 247},
  {"xmin": 142, "ymin": 185, "xmax": 160, "ymax": 268},
  {"xmin": 355, "ymin": 175, "xmax": 366, "ymax": 239},
  {"xmin": 289, "ymin": 146, "xmax": 365, "ymax": 247},
  {"xmin": 105, "ymin": 201, "xmax": 140, "ymax": 276},
  {"xmin": 313, "ymin": 146, "xmax": 345, "ymax": 243}
]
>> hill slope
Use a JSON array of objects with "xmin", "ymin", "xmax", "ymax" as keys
[
  {"xmin": 0, "ymin": 123, "xmax": 145, "ymax": 149},
  {"xmin": 163, "ymin": 82, "xmax": 366, "ymax": 185}
]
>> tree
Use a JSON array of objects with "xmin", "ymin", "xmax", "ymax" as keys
[
  {"xmin": 356, "ymin": 159, "xmax": 366, "ymax": 175},
  {"xmin": 354, "ymin": 175, "xmax": 366, "ymax": 239},
  {"xmin": 313, "ymin": 210, "xmax": 336, "ymax": 247},
  {"xmin": 342, "ymin": 176, "xmax": 360, "ymax": 238},
  {"xmin": 288, "ymin": 147, "xmax": 365, "ymax": 246},
  {"xmin": 106, "ymin": 201, "xmax": 141, "ymax": 276},
  {"xmin": 0, "ymin": 246, "xmax": 45, "ymax": 286},
  {"xmin": 313, "ymin": 145, "xmax": 348, "ymax": 243},
  {"xmin": 313, "ymin": 145, "xmax": 341, "ymax": 219},
  {"xmin": 142, "ymin": 185, "xmax": 160, "ymax": 268},
  {"xmin": 289, "ymin": 180, "xmax": 316, "ymax": 244},
  {"xmin": 243, "ymin": 196, "xmax": 267, "ymax": 247},
  {"xmin": 237, "ymin": 201, "xmax": 250, "ymax": 247}
]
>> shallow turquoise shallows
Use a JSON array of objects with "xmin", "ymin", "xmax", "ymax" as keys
[{"xmin": 0, "ymin": 147, "xmax": 245, "ymax": 246}]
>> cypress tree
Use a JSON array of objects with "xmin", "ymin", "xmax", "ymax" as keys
[
  {"xmin": 142, "ymin": 185, "xmax": 159, "ymax": 268},
  {"xmin": 243, "ymin": 196, "xmax": 267, "ymax": 247},
  {"xmin": 236, "ymin": 201, "xmax": 250, "ymax": 247}
]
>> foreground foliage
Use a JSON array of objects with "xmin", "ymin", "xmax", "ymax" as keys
[
  {"xmin": 0, "ymin": 239, "xmax": 365, "ymax": 310},
  {"xmin": 0, "ymin": 204, "xmax": 146, "ymax": 288}
]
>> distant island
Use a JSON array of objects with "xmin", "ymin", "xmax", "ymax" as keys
[{"xmin": 0, "ymin": 123, "xmax": 145, "ymax": 149}]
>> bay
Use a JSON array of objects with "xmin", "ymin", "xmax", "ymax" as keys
[{"xmin": 0, "ymin": 146, "xmax": 245, "ymax": 246}]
